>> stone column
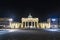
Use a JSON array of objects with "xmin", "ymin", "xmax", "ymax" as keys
[
  {"xmin": 22, "ymin": 22, "xmax": 23, "ymax": 28},
  {"xmin": 37, "ymin": 22, "xmax": 39, "ymax": 28},
  {"xmin": 31, "ymin": 22, "xmax": 33, "ymax": 26},
  {"xmin": 34, "ymin": 22, "xmax": 35, "ymax": 27},
  {"xmin": 27, "ymin": 22, "xmax": 29, "ymax": 27},
  {"xmin": 25, "ymin": 22, "xmax": 26, "ymax": 28}
]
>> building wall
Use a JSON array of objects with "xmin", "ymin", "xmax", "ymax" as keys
[
  {"xmin": 21, "ymin": 18, "xmax": 39, "ymax": 28},
  {"xmin": 9, "ymin": 21, "xmax": 51, "ymax": 29},
  {"xmin": 9, "ymin": 17, "xmax": 52, "ymax": 29},
  {"xmin": 47, "ymin": 18, "xmax": 58, "ymax": 28},
  {"xmin": 10, "ymin": 22, "xmax": 50, "ymax": 29},
  {"xmin": 39, "ymin": 23, "xmax": 50, "ymax": 29},
  {"xmin": 0, "ymin": 18, "xmax": 12, "ymax": 28},
  {"xmin": 10, "ymin": 22, "xmax": 21, "ymax": 29}
]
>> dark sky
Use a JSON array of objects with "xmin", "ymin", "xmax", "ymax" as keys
[{"xmin": 0, "ymin": 0, "xmax": 60, "ymax": 22}]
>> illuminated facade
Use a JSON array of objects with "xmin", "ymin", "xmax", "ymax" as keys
[
  {"xmin": 21, "ymin": 14, "xmax": 39, "ymax": 28},
  {"xmin": 0, "ymin": 14, "xmax": 59, "ymax": 29},
  {"xmin": 0, "ymin": 18, "xmax": 13, "ymax": 28},
  {"xmin": 10, "ymin": 14, "xmax": 51, "ymax": 29},
  {"xmin": 47, "ymin": 18, "xmax": 58, "ymax": 28}
]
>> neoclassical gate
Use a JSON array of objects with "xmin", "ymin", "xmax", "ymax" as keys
[{"xmin": 21, "ymin": 14, "xmax": 39, "ymax": 28}]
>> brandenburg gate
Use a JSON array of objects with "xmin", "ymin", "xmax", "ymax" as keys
[{"xmin": 21, "ymin": 14, "xmax": 39, "ymax": 28}]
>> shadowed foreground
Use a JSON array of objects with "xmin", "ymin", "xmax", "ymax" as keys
[{"xmin": 0, "ymin": 29, "xmax": 60, "ymax": 40}]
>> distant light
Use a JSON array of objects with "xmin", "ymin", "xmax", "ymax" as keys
[
  {"xmin": 8, "ymin": 18, "xmax": 13, "ymax": 22},
  {"xmin": 8, "ymin": 30, "xmax": 16, "ymax": 32},
  {"xmin": 45, "ymin": 29, "xmax": 59, "ymax": 31},
  {"xmin": 52, "ymin": 19, "xmax": 56, "ymax": 21}
]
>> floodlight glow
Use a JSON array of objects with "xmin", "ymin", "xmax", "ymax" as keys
[
  {"xmin": 52, "ymin": 19, "xmax": 56, "ymax": 21},
  {"xmin": 8, "ymin": 18, "xmax": 13, "ymax": 22},
  {"xmin": 30, "ymin": 26, "xmax": 35, "ymax": 28},
  {"xmin": 45, "ymin": 29, "xmax": 59, "ymax": 31},
  {"xmin": 8, "ymin": 30, "xmax": 16, "ymax": 32}
]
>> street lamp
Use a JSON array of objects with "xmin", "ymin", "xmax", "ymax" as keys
[
  {"xmin": 51, "ymin": 19, "xmax": 56, "ymax": 22},
  {"xmin": 51, "ymin": 18, "xmax": 56, "ymax": 29},
  {"xmin": 8, "ymin": 18, "xmax": 13, "ymax": 29},
  {"xmin": 8, "ymin": 18, "xmax": 13, "ymax": 22}
]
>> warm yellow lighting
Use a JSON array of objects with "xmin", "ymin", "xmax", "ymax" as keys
[{"xmin": 2, "ymin": 14, "xmax": 52, "ymax": 29}]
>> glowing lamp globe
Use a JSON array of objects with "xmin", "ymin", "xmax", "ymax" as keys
[
  {"xmin": 52, "ymin": 19, "xmax": 56, "ymax": 21},
  {"xmin": 9, "ymin": 18, "xmax": 13, "ymax": 22}
]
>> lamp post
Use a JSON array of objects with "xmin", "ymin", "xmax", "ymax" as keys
[
  {"xmin": 51, "ymin": 18, "xmax": 56, "ymax": 28},
  {"xmin": 9, "ymin": 18, "xmax": 13, "ymax": 22},
  {"xmin": 8, "ymin": 18, "xmax": 13, "ymax": 29}
]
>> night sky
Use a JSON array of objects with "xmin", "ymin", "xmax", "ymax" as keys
[{"xmin": 0, "ymin": 0, "xmax": 60, "ymax": 22}]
